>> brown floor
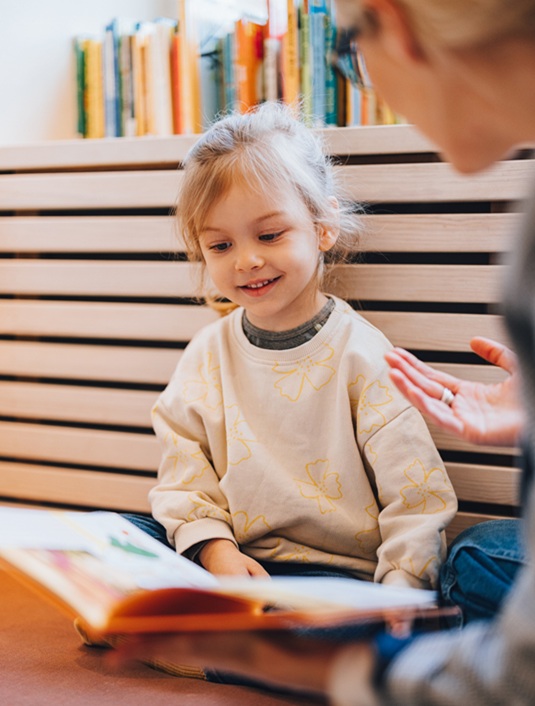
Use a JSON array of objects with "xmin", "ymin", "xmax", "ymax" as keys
[{"xmin": 0, "ymin": 570, "xmax": 318, "ymax": 705}]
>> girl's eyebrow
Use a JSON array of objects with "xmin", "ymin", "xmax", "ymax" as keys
[{"xmin": 201, "ymin": 211, "xmax": 285, "ymax": 236}]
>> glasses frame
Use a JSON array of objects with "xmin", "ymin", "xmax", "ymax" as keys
[{"xmin": 332, "ymin": 27, "xmax": 371, "ymax": 90}]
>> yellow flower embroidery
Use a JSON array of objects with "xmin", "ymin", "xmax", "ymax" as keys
[
  {"xmin": 295, "ymin": 459, "xmax": 342, "ymax": 514},
  {"xmin": 270, "ymin": 542, "xmax": 314, "ymax": 563},
  {"xmin": 161, "ymin": 432, "xmax": 209, "ymax": 484},
  {"xmin": 355, "ymin": 502, "xmax": 381, "ymax": 555},
  {"xmin": 391, "ymin": 555, "xmax": 440, "ymax": 580},
  {"xmin": 182, "ymin": 352, "xmax": 222, "ymax": 409},
  {"xmin": 232, "ymin": 511, "xmax": 271, "ymax": 544},
  {"xmin": 400, "ymin": 459, "xmax": 453, "ymax": 514},
  {"xmin": 273, "ymin": 345, "xmax": 336, "ymax": 401},
  {"xmin": 186, "ymin": 494, "xmax": 230, "ymax": 523},
  {"xmin": 226, "ymin": 405, "xmax": 256, "ymax": 465},
  {"xmin": 350, "ymin": 377, "xmax": 394, "ymax": 434}
]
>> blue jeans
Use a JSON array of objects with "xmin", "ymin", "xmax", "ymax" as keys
[{"xmin": 439, "ymin": 519, "xmax": 526, "ymax": 625}]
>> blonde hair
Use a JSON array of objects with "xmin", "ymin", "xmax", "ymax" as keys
[
  {"xmin": 346, "ymin": 0, "xmax": 535, "ymax": 49},
  {"xmin": 402, "ymin": 0, "xmax": 535, "ymax": 49},
  {"xmin": 175, "ymin": 102, "xmax": 362, "ymax": 308}
]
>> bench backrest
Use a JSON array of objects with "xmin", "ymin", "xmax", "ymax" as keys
[{"xmin": 0, "ymin": 125, "xmax": 532, "ymax": 539}]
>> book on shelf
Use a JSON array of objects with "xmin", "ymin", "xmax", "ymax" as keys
[
  {"xmin": 73, "ymin": 2, "xmax": 405, "ymax": 139},
  {"xmin": 0, "ymin": 507, "xmax": 447, "ymax": 642}
]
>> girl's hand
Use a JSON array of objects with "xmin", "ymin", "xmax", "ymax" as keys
[
  {"xmin": 199, "ymin": 539, "xmax": 270, "ymax": 577},
  {"xmin": 385, "ymin": 337, "xmax": 525, "ymax": 447}
]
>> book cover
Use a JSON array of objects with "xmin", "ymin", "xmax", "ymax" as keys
[{"xmin": 0, "ymin": 507, "xmax": 443, "ymax": 641}]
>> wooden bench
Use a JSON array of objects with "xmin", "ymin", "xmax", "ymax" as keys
[{"xmin": 0, "ymin": 125, "xmax": 532, "ymax": 540}]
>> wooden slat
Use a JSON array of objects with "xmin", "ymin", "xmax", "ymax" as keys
[
  {"xmin": 0, "ymin": 365, "xmax": 503, "ymax": 426},
  {"xmin": 0, "ymin": 216, "xmax": 180, "ymax": 253},
  {"xmin": 322, "ymin": 124, "xmax": 435, "ymax": 155},
  {"xmin": 0, "ymin": 301, "xmax": 219, "ymax": 340},
  {"xmin": 358, "ymin": 213, "xmax": 517, "ymax": 253},
  {"xmin": 0, "ymin": 135, "xmax": 196, "ymax": 171},
  {"xmin": 2, "ymin": 159, "xmax": 533, "ymax": 211},
  {"xmin": 0, "ymin": 382, "xmax": 157, "ymax": 427},
  {"xmin": 340, "ymin": 160, "xmax": 535, "ymax": 203},
  {"xmin": 0, "ymin": 260, "xmax": 502, "ymax": 302},
  {"xmin": 331, "ymin": 264, "xmax": 502, "ymax": 303},
  {"xmin": 0, "ymin": 421, "xmax": 160, "ymax": 471},
  {"xmin": 362, "ymin": 311, "xmax": 508, "ymax": 351},
  {"xmin": 447, "ymin": 512, "xmax": 512, "ymax": 542},
  {"xmin": 0, "ymin": 461, "xmax": 152, "ymax": 512},
  {"xmin": 0, "ymin": 261, "xmax": 201, "ymax": 297},
  {"xmin": 0, "ymin": 213, "xmax": 515, "ymax": 255},
  {"xmin": 430, "ymin": 424, "xmax": 518, "ymax": 457},
  {"xmin": 445, "ymin": 462, "xmax": 520, "ymax": 505},
  {"xmin": 0, "ymin": 126, "xmax": 429, "ymax": 172},
  {"xmin": 0, "ymin": 341, "xmax": 181, "ymax": 384},
  {"xmin": 435, "ymin": 364, "xmax": 507, "ymax": 385},
  {"xmin": 0, "ymin": 171, "xmax": 182, "ymax": 210}
]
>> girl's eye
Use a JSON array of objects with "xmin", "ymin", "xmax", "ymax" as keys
[
  {"xmin": 259, "ymin": 231, "xmax": 283, "ymax": 242},
  {"xmin": 209, "ymin": 242, "xmax": 231, "ymax": 252}
]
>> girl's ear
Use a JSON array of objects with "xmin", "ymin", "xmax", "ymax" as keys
[{"xmin": 319, "ymin": 196, "xmax": 340, "ymax": 252}]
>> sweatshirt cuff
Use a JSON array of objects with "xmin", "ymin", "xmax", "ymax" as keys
[
  {"xmin": 381, "ymin": 569, "xmax": 429, "ymax": 590},
  {"xmin": 173, "ymin": 518, "xmax": 237, "ymax": 555}
]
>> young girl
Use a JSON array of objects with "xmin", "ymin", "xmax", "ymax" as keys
[{"xmin": 149, "ymin": 101, "xmax": 456, "ymax": 590}]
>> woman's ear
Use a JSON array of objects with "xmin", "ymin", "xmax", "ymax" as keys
[{"xmin": 319, "ymin": 196, "xmax": 340, "ymax": 252}]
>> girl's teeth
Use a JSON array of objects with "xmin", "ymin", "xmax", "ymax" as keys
[{"xmin": 249, "ymin": 280, "xmax": 270, "ymax": 289}]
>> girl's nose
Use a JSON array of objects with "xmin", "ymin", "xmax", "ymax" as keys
[{"xmin": 234, "ymin": 248, "xmax": 264, "ymax": 271}]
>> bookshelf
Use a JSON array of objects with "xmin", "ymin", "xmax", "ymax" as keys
[{"xmin": 73, "ymin": 0, "xmax": 403, "ymax": 140}]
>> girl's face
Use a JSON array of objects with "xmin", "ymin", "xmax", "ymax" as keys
[{"xmin": 199, "ymin": 183, "xmax": 336, "ymax": 331}]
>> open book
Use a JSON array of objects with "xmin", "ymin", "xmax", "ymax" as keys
[{"xmin": 0, "ymin": 507, "xmax": 444, "ymax": 640}]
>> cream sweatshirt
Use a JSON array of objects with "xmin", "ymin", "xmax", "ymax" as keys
[{"xmin": 150, "ymin": 296, "xmax": 457, "ymax": 589}]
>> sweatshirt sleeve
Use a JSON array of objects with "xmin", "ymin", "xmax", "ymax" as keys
[
  {"xmin": 148, "ymin": 342, "xmax": 237, "ymax": 555},
  {"xmin": 362, "ymin": 406, "xmax": 457, "ymax": 589}
]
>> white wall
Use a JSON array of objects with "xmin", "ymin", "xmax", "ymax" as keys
[{"xmin": 0, "ymin": 0, "xmax": 178, "ymax": 145}]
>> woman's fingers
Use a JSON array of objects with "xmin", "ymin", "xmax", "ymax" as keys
[
  {"xmin": 388, "ymin": 368, "xmax": 465, "ymax": 436},
  {"xmin": 385, "ymin": 349, "xmax": 459, "ymax": 399},
  {"xmin": 470, "ymin": 337, "xmax": 517, "ymax": 374}
]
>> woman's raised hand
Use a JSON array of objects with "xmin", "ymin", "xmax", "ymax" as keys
[{"xmin": 385, "ymin": 337, "xmax": 525, "ymax": 447}]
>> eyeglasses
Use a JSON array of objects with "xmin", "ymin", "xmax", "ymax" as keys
[{"xmin": 332, "ymin": 27, "xmax": 371, "ymax": 90}]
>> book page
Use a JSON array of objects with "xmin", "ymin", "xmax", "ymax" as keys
[{"xmin": 0, "ymin": 508, "xmax": 218, "ymax": 629}]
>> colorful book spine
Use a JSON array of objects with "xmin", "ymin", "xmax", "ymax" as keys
[
  {"xmin": 324, "ymin": 2, "xmax": 338, "ymax": 126},
  {"xmin": 84, "ymin": 38, "xmax": 105, "ymax": 139},
  {"xmin": 299, "ymin": 2, "xmax": 313, "ymax": 125},
  {"xmin": 73, "ymin": 37, "xmax": 86, "ymax": 138},
  {"xmin": 309, "ymin": 0, "xmax": 326, "ymax": 125},
  {"xmin": 281, "ymin": 0, "xmax": 300, "ymax": 108}
]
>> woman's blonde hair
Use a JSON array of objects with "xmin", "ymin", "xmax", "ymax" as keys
[
  {"xmin": 351, "ymin": 0, "xmax": 535, "ymax": 49},
  {"xmin": 175, "ymin": 101, "xmax": 362, "ymax": 306}
]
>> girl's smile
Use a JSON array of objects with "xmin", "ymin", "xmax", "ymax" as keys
[{"xmin": 199, "ymin": 183, "xmax": 337, "ymax": 331}]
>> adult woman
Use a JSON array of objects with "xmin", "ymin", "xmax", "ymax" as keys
[{"xmin": 116, "ymin": 1, "xmax": 535, "ymax": 703}]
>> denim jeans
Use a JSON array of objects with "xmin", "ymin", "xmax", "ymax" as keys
[{"xmin": 439, "ymin": 519, "xmax": 526, "ymax": 625}]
